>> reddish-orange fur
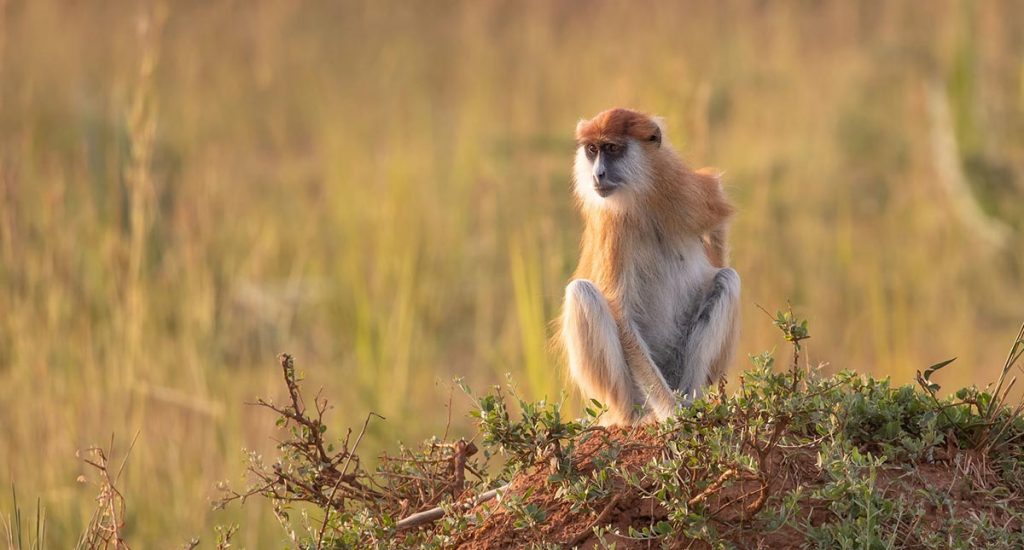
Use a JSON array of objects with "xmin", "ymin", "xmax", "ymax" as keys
[
  {"xmin": 575, "ymin": 108, "xmax": 663, "ymax": 146},
  {"xmin": 562, "ymin": 108, "xmax": 737, "ymax": 423},
  {"xmin": 573, "ymin": 108, "xmax": 734, "ymax": 303}
]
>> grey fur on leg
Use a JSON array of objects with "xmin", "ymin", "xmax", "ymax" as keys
[{"xmin": 674, "ymin": 268, "xmax": 741, "ymax": 401}]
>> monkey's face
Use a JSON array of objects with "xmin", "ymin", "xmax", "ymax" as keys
[
  {"xmin": 573, "ymin": 138, "xmax": 654, "ymax": 207},
  {"xmin": 573, "ymin": 108, "xmax": 664, "ymax": 209},
  {"xmin": 583, "ymin": 141, "xmax": 627, "ymax": 197}
]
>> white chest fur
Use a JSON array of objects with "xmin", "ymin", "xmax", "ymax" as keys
[{"xmin": 620, "ymin": 236, "xmax": 716, "ymax": 358}]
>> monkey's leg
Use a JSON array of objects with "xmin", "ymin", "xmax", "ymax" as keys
[
  {"xmin": 676, "ymin": 268, "xmax": 741, "ymax": 401},
  {"xmin": 562, "ymin": 280, "xmax": 640, "ymax": 425},
  {"xmin": 562, "ymin": 280, "xmax": 677, "ymax": 424}
]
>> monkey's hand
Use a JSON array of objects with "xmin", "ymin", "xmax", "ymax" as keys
[{"xmin": 616, "ymin": 320, "xmax": 681, "ymax": 421}]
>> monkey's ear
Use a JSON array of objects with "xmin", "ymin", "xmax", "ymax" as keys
[
  {"xmin": 648, "ymin": 126, "xmax": 662, "ymax": 146},
  {"xmin": 649, "ymin": 116, "xmax": 666, "ymax": 147}
]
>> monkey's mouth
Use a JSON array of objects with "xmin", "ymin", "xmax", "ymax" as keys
[{"xmin": 594, "ymin": 184, "xmax": 618, "ymax": 197}]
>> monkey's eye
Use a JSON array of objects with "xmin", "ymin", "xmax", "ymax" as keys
[
  {"xmin": 585, "ymin": 143, "xmax": 598, "ymax": 156},
  {"xmin": 604, "ymin": 143, "xmax": 621, "ymax": 155}
]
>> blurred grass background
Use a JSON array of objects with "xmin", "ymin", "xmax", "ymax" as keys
[{"xmin": 1, "ymin": 0, "xmax": 1023, "ymax": 545}]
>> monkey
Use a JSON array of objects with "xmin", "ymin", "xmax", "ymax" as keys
[{"xmin": 560, "ymin": 108, "xmax": 740, "ymax": 426}]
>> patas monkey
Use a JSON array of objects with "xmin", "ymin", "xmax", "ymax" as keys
[{"xmin": 561, "ymin": 108, "xmax": 740, "ymax": 425}]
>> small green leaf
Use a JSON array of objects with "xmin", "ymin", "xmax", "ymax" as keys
[{"xmin": 923, "ymin": 357, "xmax": 957, "ymax": 381}]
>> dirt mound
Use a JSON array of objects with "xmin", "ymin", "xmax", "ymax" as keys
[
  {"xmin": 220, "ymin": 336, "xmax": 1024, "ymax": 549},
  {"xmin": 449, "ymin": 428, "xmax": 1015, "ymax": 549},
  {"xmin": 454, "ymin": 428, "xmax": 666, "ymax": 549}
]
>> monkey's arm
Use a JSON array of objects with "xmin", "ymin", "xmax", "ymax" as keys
[
  {"xmin": 702, "ymin": 224, "xmax": 730, "ymax": 268},
  {"xmin": 692, "ymin": 168, "xmax": 734, "ymax": 268}
]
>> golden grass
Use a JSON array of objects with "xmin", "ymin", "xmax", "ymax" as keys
[{"xmin": 1, "ymin": 0, "xmax": 1022, "ymax": 545}]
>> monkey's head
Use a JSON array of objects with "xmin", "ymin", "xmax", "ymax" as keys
[{"xmin": 573, "ymin": 108, "xmax": 665, "ymax": 207}]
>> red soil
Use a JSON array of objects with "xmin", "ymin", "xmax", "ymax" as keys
[{"xmin": 441, "ymin": 428, "xmax": 1015, "ymax": 549}]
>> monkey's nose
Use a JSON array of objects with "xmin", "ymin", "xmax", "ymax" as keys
[
  {"xmin": 593, "ymin": 169, "xmax": 607, "ymax": 185},
  {"xmin": 593, "ymin": 173, "xmax": 616, "ymax": 197}
]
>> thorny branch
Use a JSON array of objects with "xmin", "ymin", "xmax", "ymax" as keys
[
  {"xmin": 216, "ymin": 354, "xmax": 485, "ymax": 544},
  {"xmin": 77, "ymin": 433, "xmax": 140, "ymax": 550}
]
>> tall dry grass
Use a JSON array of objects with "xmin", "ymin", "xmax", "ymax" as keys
[{"xmin": 1, "ymin": 0, "xmax": 1022, "ymax": 545}]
